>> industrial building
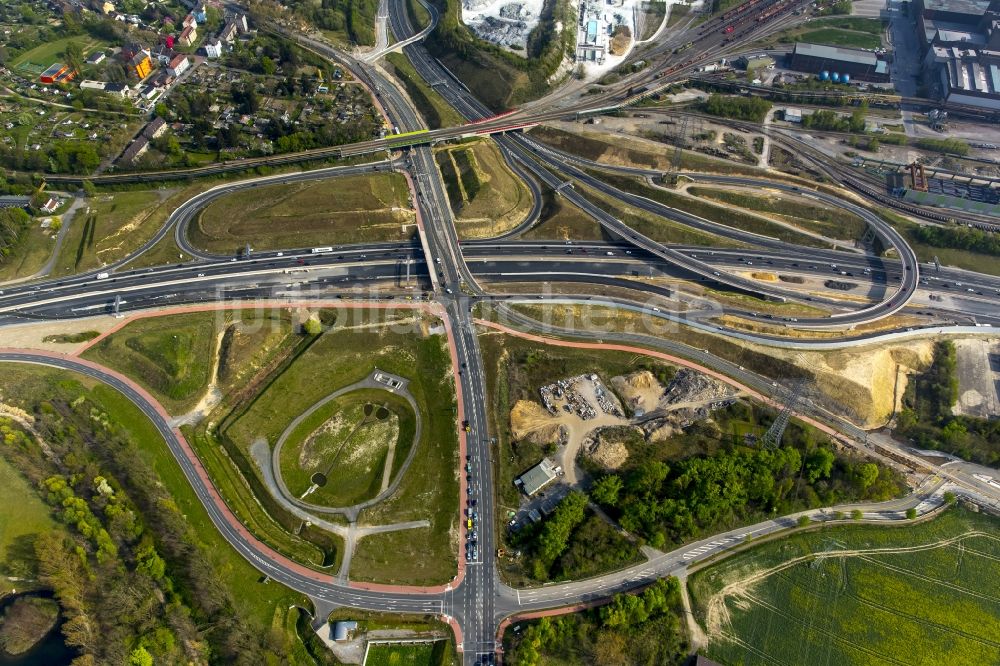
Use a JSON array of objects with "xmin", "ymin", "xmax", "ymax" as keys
[
  {"xmin": 787, "ymin": 43, "xmax": 890, "ymax": 83},
  {"xmin": 514, "ymin": 459, "xmax": 558, "ymax": 496},
  {"xmin": 39, "ymin": 62, "xmax": 77, "ymax": 84},
  {"xmin": 916, "ymin": 0, "xmax": 1000, "ymax": 109}
]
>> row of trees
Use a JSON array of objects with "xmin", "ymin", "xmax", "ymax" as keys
[
  {"xmin": 0, "ymin": 208, "xmax": 31, "ymax": 263},
  {"xmin": 912, "ymin": 225, "xmax": 1000, "ymax": 257},
  {"xmin": 915, "ymin": 137, "xmax": 970, "ymax": 156},
  {"xmin": 0, "ymin": 141, "xmax": 101, "ymax": 175},
  {"xmin": 701, "ymin": 94, "xmax": 773, "ymax": 122},
  {"xmin": 507, "ymin": 578, "xmax": 688, "ymax": 665},
  {"xmin": 801, "ymin": 106, "xmax": 868, "ymax": 133},
  {"xmin": 0, "ymin": 378, "xmax": 302, "ymax": 664}
]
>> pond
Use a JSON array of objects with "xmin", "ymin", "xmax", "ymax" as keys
[{"xmin": 0, "ymin": 592, "xmax": 75, "ymax": 666}]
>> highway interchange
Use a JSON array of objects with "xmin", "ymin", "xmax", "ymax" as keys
[{"xmin": 3, "ymin": 1, "xmax": 1000, "ymax": 664}]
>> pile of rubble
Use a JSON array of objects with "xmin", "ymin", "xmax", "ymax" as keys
[
  {"xmin": 664, "ymin": 368, "xmax": 735, "ymax": 405},
  {"xmin": 539, "ymin": 374, "xmax": 624, "ymax": 420},
  {"xmin": 472, "ymin": 17, "xmax": 527, "ymax": 47}
]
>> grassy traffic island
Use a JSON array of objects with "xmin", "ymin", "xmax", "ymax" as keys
[
  {"xmin": 82, "ymin": 307, "xmax": 459, "ymax": 586},
  {"xmin": 434, "ymin": 139, "xmax": 534, "ymax": 238},
  {"xmin": 189, "ymin": 173, "xmax": 416, "ymax": 253}
]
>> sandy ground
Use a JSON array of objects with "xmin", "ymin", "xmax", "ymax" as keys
[
  {"xmin": 612, "ymin": 370, "xmax": 663, "ymax": 412},
  {"xmin": 776, "ymin": 340, "xmax": 933, "ymax": 427},
  {"xmin": 952, "ymin": 338, "xmax": 1000, "ymax": 419},
  {"xmin": 0, "ymin": 316, "xmax": 122, "ymax": 353}
]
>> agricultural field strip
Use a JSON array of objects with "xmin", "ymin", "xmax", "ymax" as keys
[
  {"xmin": 705, "ymin": 530, "xmax": 1000, "ymax": 653},
  {"xmin": 753, "ymin": 564, "xmax": 1000, "ymax": 652},
  {"xmin": 0, "ymin": 261, "xmax": 400, "ymax": 314},
  {"xmin": 739, "ymin": 583, "xmax": 1000, "ymax": 659}
]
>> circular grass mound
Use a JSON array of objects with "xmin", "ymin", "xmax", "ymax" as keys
[{"xmin": 278, "ymin": 389, "xmax": 416, "ymax": 509}]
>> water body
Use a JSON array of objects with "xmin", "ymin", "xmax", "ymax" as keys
[{"xmin": 0, "ymin": 592, "xmax": 75, "ymax": 666}]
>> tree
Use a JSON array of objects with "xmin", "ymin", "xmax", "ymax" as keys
[
  {"xmin": 534, "ymin": 491, "xmax": 588, "ymax": 575},
  {"xmin": 905, "ymin": 507, "xmax": 917, "ymax": 520},
  {"xmin": 804, "ymin": 447, "xmax": 835, "ymax": 483},
  {"xmin": 302, "ymin": 317, "xmax": 322, "ymax": 336},
  {"xmin": 153, "ymin": 102, "xmax": 170, "ymax": 119},
  {"xmin": 855, "ymin": 462, "xmax": 879, "ymax": 490},
  {"xmin": 260, "ymin": 56, "xmax": 277, "ymax": 76},
  {"xmin": 796, "ymin": 514, "xmax": 811, "ymax": 527},
  {"xmin": 851, "ymin": 509, "xmax": 863, "ymax": 520},
  {"xmin": 64, "ymin": 40, "xmax": 84, "ymax": 74},
  {"xmin": 591, "ymin": 474, "xmax": 622, "ymax": 507},
  {"xmin": 129, "ymin": 646, "xmax": 153, "ymax": 666},
  {"xmin": 944, "ymin": 491, "xmax": 956, "ymax": 505}
]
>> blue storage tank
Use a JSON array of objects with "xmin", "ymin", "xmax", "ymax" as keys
[
  {"xmin": 831, "ymin": 72, "xmax": 841, "ymax": 82},
  {"xmin": 820, "ymin": 70, "xmax": 830, "ymax": 81},
  {"xmin": 841, "ymin": 73, "xmax": 851, "ymax": 84}
]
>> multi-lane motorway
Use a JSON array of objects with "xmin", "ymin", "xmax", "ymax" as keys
[{"xmin": 3, "ymin": 2, "xmax": 1000, "ymax": 664}]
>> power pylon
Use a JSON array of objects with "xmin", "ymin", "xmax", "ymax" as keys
[
  {"xmin": 761, "ymin": 382, "xmax": 803, "ymax": 449},
  {"xmin": 671, "ymin": 114, "xmax": 690, "ymax": 176}
]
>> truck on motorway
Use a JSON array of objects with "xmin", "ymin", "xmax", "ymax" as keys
[
  {"xmin": 96, "ymin": 272, "xmax": 110, "ymax": 280},
  {"xmin": 310, "ymin": 247, "xmax": 333, "ymax": 254}
]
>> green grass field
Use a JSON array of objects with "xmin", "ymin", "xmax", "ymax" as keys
[
  {"xmin": 689, "ymin": 506, "xmax": 1000, "ymax": 666},
  {"xmin": 595, "ymin": 173, "xmax": 829, "ymax": 248},
  {"xmin": 688, "ymin": 186, "xmax": 868, "ymax": 240},
  {"xmin": 54, "ymin": 191, "xmax": 164, "ymax": 273},
  {"xmin": 435, "ymin": 140, "xmax": 532, "ymax": 238},
  {"xmin": 756, "ymin": 16, "xmax": 885, "ymax": 50},
  {"xmin": 191, "ymin": 174, "xmax": 415, "ymax": 253},
  {"xmin": 0, "ymin": 452, "xmax": 57, "ymax": 568},
  {"xmin": 279, "ymin": 389, "xmax": 415, "ymax": 508},
  {"xmin": 798, "ymin": 27, "xmax": 882, "ymax": 49},
  {"xmin": 522, "ymin": 190, "xmax": 604, "ymax": 241},
  {"xmin": 365, "ymin": 641, "xmax": 449, "ymax": 666},
  {"xmin": 83, "ymin": 312, "xmax": 218, "ymax": 414},
  {"xmin": 386, "ymin": 53, "xmax": 465, "ymax": 130},
  {"xmin": 529, "ymin": 126, "xmax": 768, "ymax": 177},
  {"xmin": 0, "ymin": 221, "xmax": 54, "ymax": 282},
  {"xmin": 10, "ymin": 36, "xmax": 106, "ymax": 74},
  {"xmin": 577, "ymin": 180, "xmax": 748, "ymax": 248}
]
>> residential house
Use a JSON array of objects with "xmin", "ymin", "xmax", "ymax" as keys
[
  {"xmin": 120, "ymin": 136, "xmax": 149, "ymax": 162},
  {"xmin": 143, "ymin": 117, "xmax": 167, "ymax": 139},
  {"xmin": 120, "ymin": 42, "xmax": 147, "ymax": 62},
  {"xmin": 204, "ymin": 37, "xmax": 223, "ymax": 59},
  {"xmin": 166, "ymin": 54, "xmax": 189, "ymax": 78},
  {"xmin": 220, "ymin": 21, "xmax": 237, "ymax": 44},
  {"xmin": 179, "ymin": 24, "xmax": 198, "ymax": 46},
  {"xmin": 130, "ymin": 52, "xmax": 153, "ymax": 79},
  {"xmin": 104, "ymin": 82, "xmax": 130, "ymax": 97},
  {"xmin": 86, "ymin": 51, "xmax": 106, "ymax": 65}
]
